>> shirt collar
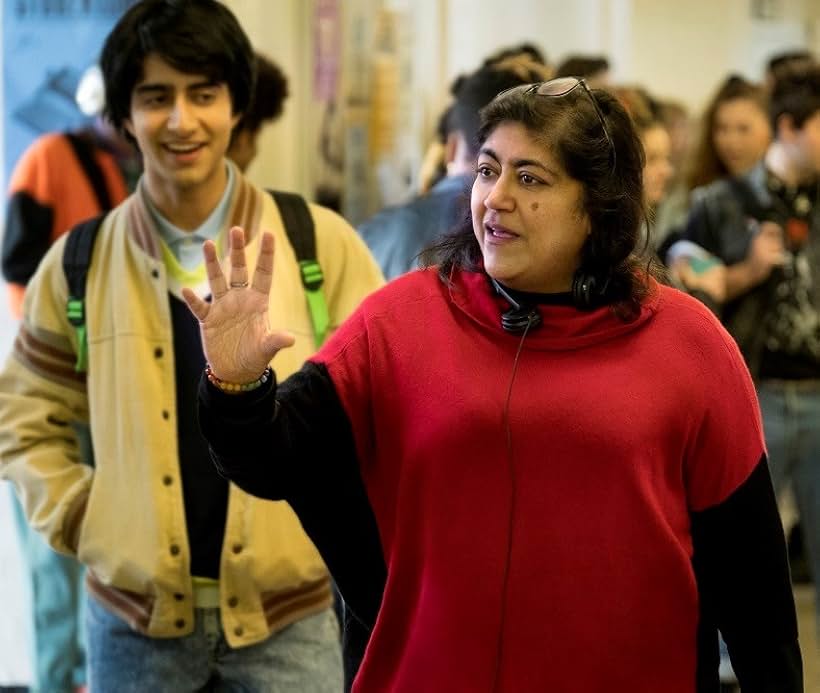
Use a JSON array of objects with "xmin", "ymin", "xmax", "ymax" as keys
[{"xmin": 141, "ymin": 162, "xmax": 235, "ymax": 248}]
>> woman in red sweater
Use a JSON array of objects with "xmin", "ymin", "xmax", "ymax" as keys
[{"xmin": 186, "ymin": 78, "xmax": 802, "ymax": 692}]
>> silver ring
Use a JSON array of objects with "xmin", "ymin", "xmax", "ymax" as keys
[{"xmin": 229, "ymin": 281, "xmax": 249, "ymax": 288}]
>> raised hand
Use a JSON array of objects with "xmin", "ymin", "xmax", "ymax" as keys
[{"xmin": 182, "ymin": 226, "xmax": 295, "ymax": 383}]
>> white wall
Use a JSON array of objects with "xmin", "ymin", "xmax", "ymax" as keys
[
  {"xmin": 625, "ymin": 0, "xmax": 810, "ymax": 113},
  {"xmin": 223, "ymin": 0, "xmax": 313, "ymax": 196},
  {"xmin": 445, "ymin": 0, "xmax": 611, "ymax": 81},
  {"xmin": 440, "ymin": 0, "xmax": 813, "ymax": 115}
]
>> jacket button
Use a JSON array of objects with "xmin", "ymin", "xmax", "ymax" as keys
[
  {"xmin": 234, "ymin": 626, "xmax": 244, "ymax": 637},
  {"xmin": 170, "ymin": 544, "xmax": 180, "ymax": 556},
  {"xmin": 174, "ymin": 593, "xmax": 184, "ymax": 601},
  {"xmin": 151, "ymin": 268, "xmax": 160, "ymax": 279},
  {"xmin": 163, "ymin": 475, "xmax": 173, "ymax": 486},
  {"xmin": 232, "ymin": 544, "xmax": 243, "ymax": 554},
  {"xmin": 162, "ymin": 410, "xmax": 170, "ymax": 420},
  {"xmin": 228, "ymin": 596, "xmax": 238, "ymax": 608},
  {"xmin": 175, "ymin": 619, "xmax": 185, "ymax": 629},
  {"xmin": 154, "ymin": 347, "xmax": 163, "ymax": 359}
]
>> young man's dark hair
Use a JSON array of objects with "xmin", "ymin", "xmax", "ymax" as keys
[
  {"xmin": 100, "ymin": 0, "xmax": 255, "ymax": 137},
  {"xmin": 769, "ymin": 61, "xmax": 820, "ymax": 129}
]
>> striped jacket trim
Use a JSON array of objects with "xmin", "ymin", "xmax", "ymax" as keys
[
  {"xmin": 14, "ymin": 325, "xmax": 85, "ymax": 390},
  {"xmin": 261, "ymin": 575, "xmax": 333, "ymax": 629},
  {"xmin": 86, "ymin": 570, "xmax": 155, "ymax": 632}
]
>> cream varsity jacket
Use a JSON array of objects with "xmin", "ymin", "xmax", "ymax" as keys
[{"xmin": 0, "ymin": 167, "xmax": 384, "ymax": 646}]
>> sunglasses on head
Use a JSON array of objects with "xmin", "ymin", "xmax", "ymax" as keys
[{"xmin": 494, "ymin": 77, "xmax": 615, "ymax": 167}]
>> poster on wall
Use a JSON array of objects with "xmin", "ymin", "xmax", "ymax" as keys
[{"xmin": 2, "ymin": 0, "xmax": 135, "ymax": 184}]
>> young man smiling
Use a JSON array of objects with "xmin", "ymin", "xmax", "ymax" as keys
[{"xmin": 0, "ymin": 0, "xmax": 383, "ymax": 690}]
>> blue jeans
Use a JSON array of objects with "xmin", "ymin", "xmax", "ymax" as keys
[
  {"xmin": 85, "ymin": 597, "xmax": 343, "ymax": 692},
  {"xmin": 758, "ymin": 379, "xmax": 820, "ymax": 628},
  {"xmin": 10, "ymin": 490, "xmax": 86, "ymax": 693}
]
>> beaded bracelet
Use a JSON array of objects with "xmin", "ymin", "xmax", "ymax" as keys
[{"xmin": 205, "ymin": 364, "xmax": 271, "ymax": 394}]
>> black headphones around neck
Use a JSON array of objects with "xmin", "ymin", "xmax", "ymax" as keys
[
  {"xmin": 490, "ymin": 278, "xmax": 543, "ymax": 334},
  {"xmin": 491, "ymin": 270, "xmax": 608, "ymax": 334},
  {"xmin": 571, "ymin": 270, "xmax": 604, "ymax": 311}
]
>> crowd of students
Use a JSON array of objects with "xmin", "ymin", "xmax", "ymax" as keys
[{"xmin": 0, "ymin": 1, "xmax": 817, "ymax": 691}]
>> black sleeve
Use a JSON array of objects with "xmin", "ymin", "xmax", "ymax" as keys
[
  {"xmin": 2, "ymin": 191, "xmax": 54, "ymax": 284},
  {"xmin": 691, "ymin": 456, "xmax": 803, "ymax": 693},
  {"xmin": 683, "ymin": 196, "xmax": 722, "ymax": 260},
  {"xmin": 198, "ymin": 361, "xmax": 387, "ymax": 687}
]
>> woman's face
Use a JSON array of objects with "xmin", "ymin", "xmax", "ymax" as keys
[
  {"xmin": 642, "ymin": 125, "xmax": 673, "ymax": 206},
  {"xmin": 712, "ymin": 98, "xmax": 772, "ymax": 176},
  {"xmin": 471, "ymin": 121, "xmax": 590, "ymax": 293}
]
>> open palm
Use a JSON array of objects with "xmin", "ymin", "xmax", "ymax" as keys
[{"xmin": 182, "ymin": 226, "xmax": 295, "ymax": 384}]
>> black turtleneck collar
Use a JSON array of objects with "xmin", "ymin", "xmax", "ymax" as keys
[{"xmin": 496, "ymin": 281, "xmax": 575, "ymax": 307}]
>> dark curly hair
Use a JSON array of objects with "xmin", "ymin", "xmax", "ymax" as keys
[
  {"xmin": 770, "ymin": 61, "xmax": 820, "ymax": 130},
  {"xmin": 233, "ymin": 53, "xmax": 289, "ymax": 137},
  {"xmin": 422, "ymin": 81, "xmax": 658, "ymax": 320}
]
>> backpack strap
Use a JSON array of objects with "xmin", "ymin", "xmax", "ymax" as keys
[
  {"xmin": 63, "ymin": 215, "xmax": 106, "ymax": 372},
  {"xmin": 65, "ymin": 133, "xmax": 113, "ymax": 211},
  {"xmin": 268, "ymin": 190, "xmax": 330, "ymax": 347}
]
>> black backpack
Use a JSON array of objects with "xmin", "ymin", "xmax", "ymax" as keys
[{"xmin": 63, "ymin": 190, "xmax": 329, "ymax": 372}]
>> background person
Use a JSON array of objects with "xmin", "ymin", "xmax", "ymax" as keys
[
  {"xmin": 226, "ymin": 52, "xmax": 288, "ymax": 173},
  {"xmin": 684, "ymin": 62, "xmax": 820, "ymax": 635},
  {"xmin": 685, "ymin": 75, "xmax": 772, "ymax": 193}
]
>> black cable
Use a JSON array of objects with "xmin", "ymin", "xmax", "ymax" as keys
[{"xmin": 490, "ymin": 314, "xmax": 535, "ymax": 692}]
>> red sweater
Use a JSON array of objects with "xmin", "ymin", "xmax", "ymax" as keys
[
  {"xmin": 311, "ymin": 269, "xmax": 764, "ymax": 692},
  {"xmin": 200, "ymin": 267, "xmax": 799, "ymax": 691}
]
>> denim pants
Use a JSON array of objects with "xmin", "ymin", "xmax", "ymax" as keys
[
  {"xmin": 85, "ymin": 596, "xmax": 343, "ymax": 692},
  {"xmin": 758, "ymin": 379, "xmax": 820, "ymax": 629},
  {"xmin": 11, "ymin": 491, "xmax": 86, "ymax": 693}
]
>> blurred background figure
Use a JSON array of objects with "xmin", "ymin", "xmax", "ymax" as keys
[
  {"xmin": 611, "ymin": 87, "xmax": 674, "ymax": 232},
  {"xmin": 657, "ymin": 99, "xmax": 693, "ymax": 183},
  {"xmin": 652, "ymin": 98, "xmax": 695, "ymax": 249},
  {"xmin": 2, "ymin": 65, "xmax": 140, "ymax": 320},
  {"xmin": 417, "ymin": 43, "xmax": 552, "ymax": 196},
  {"xmin": 0, "ymin": 64, "xmax": 140, "ymax": 693},
  {"xmin": 652, "ymin": 74, "xmax": 772, "ymax": 315},
  {"xmin": 685, "ymin": 75, "xmax": 772, "ymax": 193},
  {"xmin": 766, "ymin": 49, "xmax": 816, "ymax": 90},
  {"xmin": 554, "ymin": 53, "xmax": 611, "ymax": 88},
  {"xmin": 614, "ymin": 84, "xmax": 726, "ymax": 314},
  {"xmin": 683, "ymin": 62, "xmax": 820, "ymax": 641},
  {"xmin": 359, "ymin": 60, "xmax": 550, "ymax": 280},
  {"xmin": 227, "ymin": 52, "xmax": 289, "ymax": 173}
]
